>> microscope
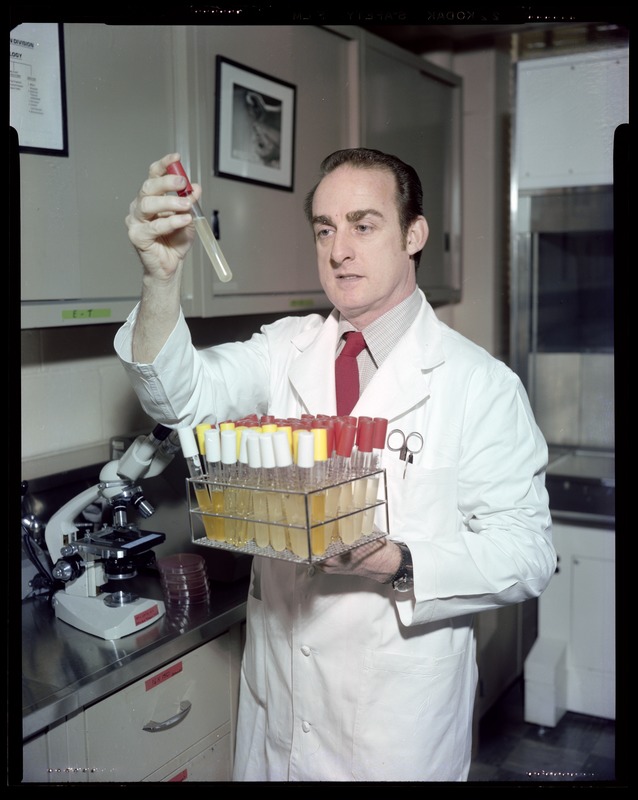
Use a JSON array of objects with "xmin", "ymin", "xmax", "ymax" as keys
[{"xmin": 44, "ymin": 425, "xmax": 180, "ymax": 640}]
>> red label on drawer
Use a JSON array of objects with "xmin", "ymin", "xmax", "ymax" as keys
[
  {"xmin": 135, "ymin": 603, "xmax": 161, "ymax": 626},
  {"xmin": 169, "ymin": 768, "xmax": 188, "ymax": 782},
  {"xmin": 145, "ymin": 661, "xmax": 183, "ymax": 691}
]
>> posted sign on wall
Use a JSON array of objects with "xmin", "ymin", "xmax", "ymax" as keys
[{"xmin": 10, "ymin": 22, "xmax": 68, "ymax": 155}]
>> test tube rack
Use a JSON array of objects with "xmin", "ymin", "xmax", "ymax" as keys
[{"xmin": 187, "ymin": 469, "xmax": 389, "ymax": 564}]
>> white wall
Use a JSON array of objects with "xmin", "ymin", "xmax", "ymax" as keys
[
  {"xmin": 20, "ymin": 326, "xmax": 153, "ymax": 480},
  {"xmin": 20, "ymin": 43, "xmax": 505, "ymax": 482}
]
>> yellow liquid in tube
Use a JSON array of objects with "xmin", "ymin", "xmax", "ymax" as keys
[
  {"xmin": 233, "ymin": 485, "xmax": 252, "ymax": 547},
  {"xmin": 193, "ymin": 216, "xmax": 233, "ymax": 283},
  {"xmin": 284, "ymin": 493, "xmax": 309, "ymax": 558},
  {"xmin": 267, "ymin": 492, "xmax": 287, "ymax": 552},
  {"xmin": 252, "ymin": 491, "xmax": 271, "ymax": 548},
  {"xmin": 361, "ymin": 475, "xmax": 379, "ymax": 536},
  {"xmin": 312, "ymin": 486, "xmax": 339, "ymax": 554},
  {"xmin": 195, "ymin": 487, "xmax": 225, "ymax": 541},
  {"xmin": 310, "ymin": 492, "xmax": 328, "ymax": 555},
  {"xmin": 222, "ymin": 486, "xmax": 239, "ymax": 545},
  {"xmin": 337, "ymin": 482, "xmax": 359, "ymax": 545},
  {"xmin": 166, "ymin": 161, "xmax": 232, "ymax": 283}
]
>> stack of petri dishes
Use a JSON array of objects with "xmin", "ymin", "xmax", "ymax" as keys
[{"xmin": 157, "ymin": 553, "xmax": 210, "ymax": 606}]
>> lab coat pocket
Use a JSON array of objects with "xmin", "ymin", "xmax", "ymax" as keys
[
  {"xmin": 385, "ymin": 458, "xmax": 458, "ymax": 541},
  {"xmin": 352, "ymin": 647, "xmax": 467, "ymax": 781}
]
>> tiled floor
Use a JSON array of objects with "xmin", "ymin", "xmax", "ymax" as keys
[{"xmin": 468, "ymin": 678, "xmax": 617, "ymax": 784}]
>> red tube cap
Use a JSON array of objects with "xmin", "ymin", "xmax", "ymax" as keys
[{"xmin": 166, "ymin": 161, "xmax": 193, "ymax": 197}]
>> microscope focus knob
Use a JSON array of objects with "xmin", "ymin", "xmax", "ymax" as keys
[{"xmin": 52, "ymin": 555, "xmax": 84, "ymax": 583}]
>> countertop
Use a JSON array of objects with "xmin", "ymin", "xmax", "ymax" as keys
[
  {"xmin": 21, "ymin": 572, "xmax": 249, "ymax": 741},
  {"xmin": 546, "ymin": 447, "xmax": 615, "ymax": 526}
]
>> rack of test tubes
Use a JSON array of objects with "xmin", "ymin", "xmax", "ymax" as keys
[{"xmin": 180, "ymin": 415, "xmax": 390, "ymax": 564}]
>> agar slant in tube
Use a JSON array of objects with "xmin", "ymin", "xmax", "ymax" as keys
[{"xmin": 166, "ymin": 160, "xmax": 233, "ymax": 283}]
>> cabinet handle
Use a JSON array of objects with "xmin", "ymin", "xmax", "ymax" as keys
[{"xmin": 142, "ymin": 700, "xmax": 192, "ymax": 732}]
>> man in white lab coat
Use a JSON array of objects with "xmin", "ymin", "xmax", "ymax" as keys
[{"xmin": 115, "ymin": 148, "xmax": 555, "ymax": 781}]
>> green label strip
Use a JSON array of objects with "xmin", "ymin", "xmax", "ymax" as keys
[{"xmin": 62, "ymin": 308, "xmax": 112, "ymax": 320}]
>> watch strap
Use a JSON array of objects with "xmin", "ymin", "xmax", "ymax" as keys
[{"xmin": 388, "ymin": 542, "xmax": 413, "ymax": 592}]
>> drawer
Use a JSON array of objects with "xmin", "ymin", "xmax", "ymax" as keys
[
  {"xmin": 146, "ymin": 728, "xmax": 232, "ymax": 782},
  {"xmin": 85, "ymin": 635, "xmax": 231, "ymax": 782}
]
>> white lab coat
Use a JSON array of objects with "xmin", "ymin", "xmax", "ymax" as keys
[{"xmin": 115, "ymin": 290, "xmax": 555, "ymax": 782}]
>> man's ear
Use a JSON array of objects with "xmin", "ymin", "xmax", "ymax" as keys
[{"xmin": 407, "ymin": 216, "xmax": 429, "ymax": 255}]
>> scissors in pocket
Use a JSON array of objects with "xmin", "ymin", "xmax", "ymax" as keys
[{"xmin": 387, "ymin": 428, "xmax": 424, "ymax": 477}]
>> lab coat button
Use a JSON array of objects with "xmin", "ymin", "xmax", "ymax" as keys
[
  {"xmin": 302, "ymin": 720, "xmax": 311, "ymax": 733},
  {"xmin": 300, "ymin": 645, "xmax": 311, "ymax": 656}
]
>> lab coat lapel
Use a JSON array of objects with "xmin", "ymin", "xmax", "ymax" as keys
[
  {"xmin": 288, "ymin": 310, "xmax": 340, "ymax": 415},
  {"xmin": 354, "ymin": 299, "xmax": 445, "ymax": 423},
  {"xmin": 287, "ymin": 296, "xmax": 445, "ymax": 419}
]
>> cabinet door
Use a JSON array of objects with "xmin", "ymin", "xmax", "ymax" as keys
[
  {"xmin": 22, "ymin": 711, "xmax": 88, "ymax": 783},
  {"xmin": 20, "ymin": 23, "xmax": 182, "ymax": 328},
  {"xmin": 540, "ymin": 522, "xmax": 615, "ymax": 719},
  {"xmin": 515, "ymin": 49, "xmax": 629, "ymax": 190},
  {"xmin": 569, "ymin": 538, "xmax": 615, "ymax": 718},
  {"xmin": 361, "ymin": 34, "xmax": 462, "ymax": 306},
  {"xmin": 185, "ymin": 25, "xmax": 352, "ymax": 317},
  {"xmin": 85, "ymin": 636, "xmax": 231, "ymax": 782}
]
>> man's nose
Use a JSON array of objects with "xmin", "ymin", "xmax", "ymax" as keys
[{"xmin": 329, "ymin": 231, "xmax": 354, "ymax": 266}]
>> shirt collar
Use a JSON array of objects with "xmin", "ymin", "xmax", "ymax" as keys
[{"xmin": 337, "ymin": 289, "xmax": 422, "ymax": 368}]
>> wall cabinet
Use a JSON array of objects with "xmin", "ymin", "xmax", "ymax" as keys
[
  {"xmin": 355, "ymin": 31, "xmax": 463, "ymax": 305},
  {"xmin": 19, "ymin": 24, "xmax": 181, "ymax": 329},
  {"xmin": 18, "ymin": 23, "xmax": 463, "ymax": 329},
  {"xmin": 177, "ymin": 25, "xmax": 351, "ymax": 319},
  {"xmin": 18, "ymin": 23, "xmax": 348, "ymax": 328},
  {"xmin": 22, "ymin": 633, "xmax": 236, "ymax": 783},
  {"xmin": 514, "ymin": 48, "xmax": 629, "ymax": 191}
]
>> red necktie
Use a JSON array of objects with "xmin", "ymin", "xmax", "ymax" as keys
[{"xmin": 335, "ymin": 331, "xmax": 366, "ymax": 416}]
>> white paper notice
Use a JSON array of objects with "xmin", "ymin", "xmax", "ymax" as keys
[{"xmin": 10, "ymin": 22, "xmax": 66, "ymax": 153}]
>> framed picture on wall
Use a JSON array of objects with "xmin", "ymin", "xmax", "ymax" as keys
[{"xmin": 214, "ymin": 56, "xmax": 296, "ymax": 191}]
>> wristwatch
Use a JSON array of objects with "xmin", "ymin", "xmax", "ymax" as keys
[{"xmin": 389, "ymin": 542, "xmax": 413, "ymax": 592}]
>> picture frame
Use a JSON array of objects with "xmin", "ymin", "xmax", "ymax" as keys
[
  {"xmin": 214, "ymin": 56, "xmax": 296, "ymax": 191},
  {"xmin": 10, "ymin": 22, "xmax": 68, "ymax": 156}
]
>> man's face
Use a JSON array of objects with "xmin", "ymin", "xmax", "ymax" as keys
[{"xmin": 310, "ymin": 165, "xmax": 426, "ymax": 328}]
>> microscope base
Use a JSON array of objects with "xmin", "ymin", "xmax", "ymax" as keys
[{"xmin": 53, "ymin": 591, "xmax": 166, "ymax": 640}]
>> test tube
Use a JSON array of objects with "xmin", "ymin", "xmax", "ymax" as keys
[
  {"xmin": 246, "ymin": 432, "xmax": 270, "ymax": 548},
  {"xmin": 220, "ymin": 428, "xmax": 241, "ymax": 544},
  {"xmin": 259, "ymin": 433, "xmax": 287, "ymax": 552},
  {"xmin": 204, "ymin": 428, "xmax": 226, "ymax": 542},
  {"xmin": 166, "ymin": 160, "xmax": 233, "ymax": 283},
  {"xmin": 178, "ymin": 427, "xmax": 218, "ymax": 541}
]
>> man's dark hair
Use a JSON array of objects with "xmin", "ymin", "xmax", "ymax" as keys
[{"xmin": 303, "ymin": 148, "xmax": 425, "ymax": 268}]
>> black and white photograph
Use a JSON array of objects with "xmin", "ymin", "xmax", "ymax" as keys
[{"xmin": 214, "ymin": 56, "xmax": 295, "ymax": 190}]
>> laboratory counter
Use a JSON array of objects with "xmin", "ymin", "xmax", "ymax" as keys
[{"xmin": 21, "ymin": 572, "xmax": 250, "ymax": 742}]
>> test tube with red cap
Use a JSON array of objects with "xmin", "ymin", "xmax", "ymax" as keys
[
  {"xmin": 372, "ymin": 418, "xmax": 389, "ymax": 468},
  {"xmin": 166, "ymin": 160, "xmax": 233, "ymax": 283}
]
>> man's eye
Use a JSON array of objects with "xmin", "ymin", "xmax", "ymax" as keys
[
  {"xmin": 356, "ymin": 224, "xmax": 372, "ymax": 233},
  {"xmin": 316, "ymin": 228, "xmax": 332, "ymax": 239}
]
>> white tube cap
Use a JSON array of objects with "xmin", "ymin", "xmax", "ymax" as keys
[
  {"xmin": 273, "ymin": 430, "xmax": 292, "ymax": 467},
  {"xmin": 204, "ymin": 428, "xmax": 221, "ymax": 462},
  {"xmin": 258, "ymin": 432, "xmax": 276, "ymax": 469},
  {"xmin": 246, "ymin": 431, "xmax": 261, "ymax": 469},
  {"xmin": 296, "ymin": 430, "xmax": 315, "ymax": 469},
  {"xmin": 177, "ymin": 427, "xmax": 198, "ymax": 459},
  {"xmin": 221, "ymin": 428, "xmax": 237, "ymax": 465}
]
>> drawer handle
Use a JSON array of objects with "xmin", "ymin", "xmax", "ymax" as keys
[{"xmin": 142, "ymin": 700, "xmax": 192, "ymax": 732}]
